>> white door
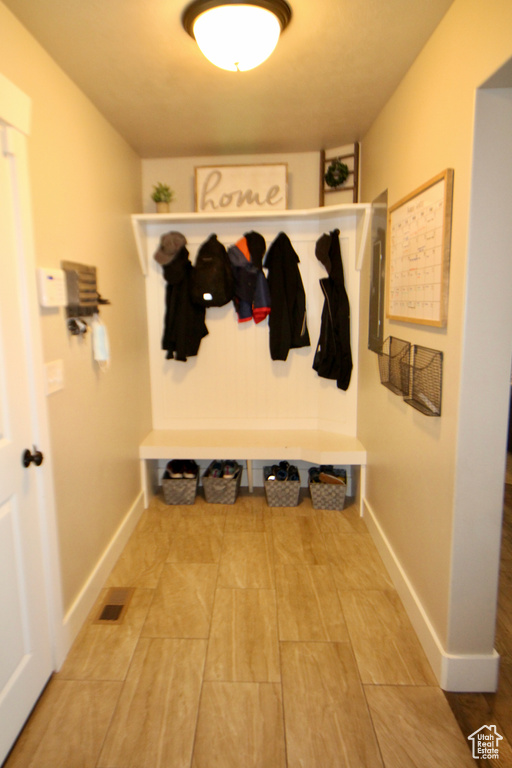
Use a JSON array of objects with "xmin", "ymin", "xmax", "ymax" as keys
[{"xmin": 0, "ymin": 115, "xmax": 54, "ymax": 759}]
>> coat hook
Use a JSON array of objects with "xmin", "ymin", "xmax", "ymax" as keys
[{"xmin": 67, "ymin": 318, "xmax": 88, "ymax": 335}]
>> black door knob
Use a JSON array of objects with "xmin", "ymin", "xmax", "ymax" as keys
[{"xmin": 22, "ymin": 447, "xmax": 44, "ymax": 468}]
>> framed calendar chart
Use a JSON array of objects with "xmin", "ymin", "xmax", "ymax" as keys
[{"xmin": 387, "ymin": 169, "xmax": 454, "ymax": 327}]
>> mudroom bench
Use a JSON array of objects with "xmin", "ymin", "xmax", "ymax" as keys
[{"xmin": 139, "ymin": 428, "xmax": 367, "ymax": 512}]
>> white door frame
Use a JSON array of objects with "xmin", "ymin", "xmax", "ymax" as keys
[
  {"xmin": 446, "ymin": 69, "xmax": 512, "ymax": 689},
  {"xmin": 0, "ymin": 73, "xmax": 64, "ymax": 667}
]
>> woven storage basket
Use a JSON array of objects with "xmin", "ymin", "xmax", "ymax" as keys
[
  {"xmin": 264, "ymin": 479, "xmax": 301, "ymax": 507},
  {"xmin": 202, "ymin": 466, "xmax": 242, "ymax": 504},
  {"xmin": 309, "ymin": 480, "xmax": 346, "ymax": 511},
  {"xmin": 162, "ymin": 476, "xmax": 198, "ymax": 505}
]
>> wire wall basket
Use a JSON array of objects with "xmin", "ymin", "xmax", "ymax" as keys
[
  {"xmin": 401, "ymin": 345, "xmax": 443, "ymax": 417},
  {"xmin": 378, "ymin": 336, "xmax": 411, "ymax": 395}
]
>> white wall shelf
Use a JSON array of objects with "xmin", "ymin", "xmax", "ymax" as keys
[{"xmin": 131, "ymin": 203, "xmax": 371, "ymax": 276}]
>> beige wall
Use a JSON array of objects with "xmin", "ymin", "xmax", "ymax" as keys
[
  {"xmin": 142, "ymin": 145, "xmax": 358, "ymax": 213},
  {"xmin": 142, "ymin": 152, "xmax": 321, "ymax": 212},
  {"xmin": 0, "ymin": 4, "xmax": 151, "ymax": 622},
  {"xmin": 359, "ymin": 0, "xmax": 512, "ymax": 680}
]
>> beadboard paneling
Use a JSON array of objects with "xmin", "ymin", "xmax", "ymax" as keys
[{"xmin": 143, "ymin": 211, "xmax": 362, "ymax": 434}]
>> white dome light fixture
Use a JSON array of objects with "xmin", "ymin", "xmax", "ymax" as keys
[{"xmin": 182, "ymin": 0, "xmax": 292, "ymax": 72}]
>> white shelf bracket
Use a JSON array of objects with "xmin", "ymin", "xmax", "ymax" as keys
[{"xmin": 131, "ymin": 217, "xmax": 148, "ymax": 276}]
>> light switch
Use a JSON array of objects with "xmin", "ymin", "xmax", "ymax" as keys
[{"xmin": 45, "ymin": 360, "xmax": 64, "ymax": 395}]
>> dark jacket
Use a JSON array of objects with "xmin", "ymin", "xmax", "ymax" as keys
[
  {"xmin": 161, "ymin": 245, "xmax": 208, "ymax": 361},
  {"xmin": 313, "ymin": 229, "xmax": 352, "ymax": 390},
  {"xmin": 264, "ymin": 232, "xmax": 310, "ymax": 361},
  {"xmin": 227, "ymin": 231, "xmax": 271, "ymax": 324}
]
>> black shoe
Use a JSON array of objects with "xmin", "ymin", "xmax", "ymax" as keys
[
  {"xmin": 309, "ymin": 467, "xmax": 320, "ymax": 483},
  {"xmin": 266, "ymin": 465, "xmax": 281, "ymax": 480},
  {"xmin": 288, "ymin": 465, "xmax": 299, "ymax": 481},
  {"xmin": 167, "ymin": 460, "xmax": 183, "ymax": 478},
  {"xmin": 182, "ymin": 460, "xmax": 198, "ymax": 479}
]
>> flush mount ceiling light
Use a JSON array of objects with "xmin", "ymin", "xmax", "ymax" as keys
[{"xmin": 182, "ymin": 0, "xmax": 292, "ymax": 72}]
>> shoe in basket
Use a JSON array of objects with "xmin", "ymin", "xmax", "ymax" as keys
[
  {"xmin": 209, "ymin": 461, "xmax": 224, "ymax": 478},
  {"xmin": 182, "ymin": 460, "xmax": 198, "ymax": 479},
  {"xmin": 223, "ymin": 461, "xmax": 238, "ymax": 479},
  {"xmin": 167, "ymin": 460, "xmax": 183, "ymax": 478}
]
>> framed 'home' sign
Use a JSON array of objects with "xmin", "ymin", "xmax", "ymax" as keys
[
  {"xmin": 387, "ymin": 169, "xmax": 454, "ymax": 327},
  {"xmin": 195, "ymin": 164, "xmax": 288, "ymax": 213}
]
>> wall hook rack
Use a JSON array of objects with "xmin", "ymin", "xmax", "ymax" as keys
[
  {"xmin": 97, "ymin": 293, "xmax": 111, "ymax": 307},
  {"xmin": 66, "ymin": 317, "xmax": 88, "ymax": 336},
  {"xmin": 61, "ymin": 261, "xmax": 111, "ymax": 318}
]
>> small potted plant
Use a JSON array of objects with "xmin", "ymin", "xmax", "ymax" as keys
[{"xmin": 151, "ymin": 182, "xmax": 174, "ymax": 213}]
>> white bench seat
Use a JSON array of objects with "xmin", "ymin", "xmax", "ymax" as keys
[{"xmin": 140, "ymin": 429, "xmax": 367, "ymax": 510}]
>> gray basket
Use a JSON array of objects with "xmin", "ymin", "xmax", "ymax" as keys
[
  {"xmin": 264, "ymin": 479, "xmax": 301, "ymax": 507},
  {"xmin": 162, "ymin": 476, "xmax": 198, "ymax": 505},
  {"xmin": 309, "ymin": 480, "xmax": 346, "ymax": 510},
  {"xmin": 202, "ymin": 466, "xmax": 242, "ymax": 504}
]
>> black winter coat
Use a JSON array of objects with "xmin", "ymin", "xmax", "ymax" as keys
[
  {"xmin": 161, "ymin": 246, "xmax": 208, "ymax": 361},
  {"xmin": 313, "ymin": 229, "xmax": 352, "ymax": 390},
  {"xmin": 264, "ymin": 232, "xmax": 310, "ymax": 361}
]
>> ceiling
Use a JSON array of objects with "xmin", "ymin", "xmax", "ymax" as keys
[{"xmin": 3, "ymin": 0, "xmax": 454, "ymax": 158}]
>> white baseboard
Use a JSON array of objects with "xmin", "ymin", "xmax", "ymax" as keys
[
  {"xmin": 362, "ymin": 497, "xmax": 500, "ymax": 693},
  {"xmin": 440, "ymin": 651, "xmax": 500, "ymax": 692},
  {"xmin": 55, "ymin": 490, "xmax": 145, "ymax": 668}
]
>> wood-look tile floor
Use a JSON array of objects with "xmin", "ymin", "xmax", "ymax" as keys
[{"xmin": 7, "ymin": 488, "xmax": 507, "ymax": 768}]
